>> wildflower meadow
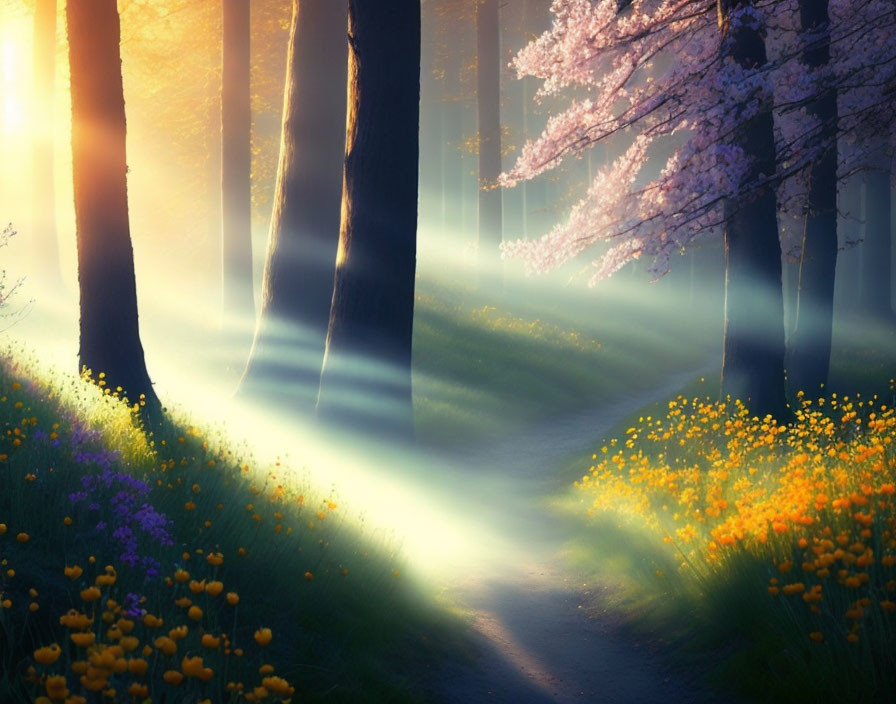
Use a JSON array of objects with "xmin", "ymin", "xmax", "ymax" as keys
[
  {"xmin": 575, "ymin": 383, "xmax": 896, "ymax": 701},
  {"xmin": 0, "ymin": 349, "xmax": 449, "ymax": 703}
]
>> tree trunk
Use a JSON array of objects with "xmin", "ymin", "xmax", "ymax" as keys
[
  {"xmin": 441, "ymin": 31, "xmax": 464, "ymax": 241},
  {"xmin": 239, "ymin": 0, "xmax": 347, "ymax": 408},
  {"xmin": 67, "ymin": 0, "xmax": 160, "ymax": 418},
  {"xmin": 788, "ymin": 0, "xmax": 838, "ymax": 397},
  {"xmin": 32, "ymin": 0, "xmax": 60, "ymax": 285},
  {"xmin": 860, "ymin": 163, "xmax": 893, "ymax": 319},
  {"xmin": 477, "ymin": 0, "xmax": 502, "ymax": 287},
  {"xmin": 419, "ymin": 4, "xmax": 444, "ymax": 235},
  {"xmin": 221, "ymin": 0, "xmax": 254, "ymax": 322},
  {"xmin": 834, "ymin": 163, "xmax": 863, "ymax": 313},
  {"xmin": 719, "ymin": 0, "xmax": 787, "ymax": 419},
  {"xmin": 317, "ymin": 0, "xmax": 421, "ymax": 439}
]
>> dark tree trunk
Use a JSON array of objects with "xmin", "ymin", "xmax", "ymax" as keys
[
  {"xmin": 317, "ymin": 0, "xmax": 421, "ymax": 439},
  {"xmin": 67, "ymin": 0, "xmax": 159, "ymax": 417},
  {"xmin": 477, "ymin": 0, "xmax": 502, "ymax": 286},
  {"xmin": 32, "ymin": 0, "xmax": 60, "ymax": 285},
  {"xmin": 860, "ymin": 164, "xmax": 893, "ymax": 319},
  {"xmin": 718, "ymin": 0, "xmax": 787, "ymax": 419},
  {"xmin": 239, "ymin": 0, "xmax": 347, "ymax": 408},
  {"xmin": 221, "ymin": 0, "xmax": 254, "ymax": 321},
  {"xmin": 788, "ymin": 0, "xmax": 838, "ymax": 396},
  {"xmin": 834, "ymin": 163, "xmax": 863, "ymax": 313}
]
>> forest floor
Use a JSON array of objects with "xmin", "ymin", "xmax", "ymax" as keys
[{"xmin": 409, "ymin": 364, "xmax": 730, "ymax": 703}]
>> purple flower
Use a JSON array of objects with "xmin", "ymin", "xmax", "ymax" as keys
[
  {"xmin": 61, "ymin": 421, "xmax": 174, "ymax": 580},
  {"xmin": 123, "ymin": 592, "xmax": 145, "ymax": 619}
]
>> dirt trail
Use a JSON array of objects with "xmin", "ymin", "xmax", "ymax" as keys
[{"xmin": 418, "ymin": 367, "xmax": 721, "ymax": 703}]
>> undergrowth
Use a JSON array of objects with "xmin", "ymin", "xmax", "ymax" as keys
[
  {"xmin": 573, "ymin": 383, "xmax": 896, "ymax": 702},
  {"xmin": 0, "ymin": 348, "xmax": 457, "ymax": 704}
]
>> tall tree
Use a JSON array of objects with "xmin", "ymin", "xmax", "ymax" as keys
[
  {"xmin": 239, "ymin": 0, "xmax": 348, "ymax": 407},
  {"xmin": 221, "ymin": 0, "xmax": 254, "ymax": 321},
  {"xmin": 717, "ymin": 0, "xmax": 786, "ymax": 418},
  {"xmin": 429, "ymin": 0, "xmax": 475, "ymax": 241},
  {"xmin": 498, "ymin": 0, "xmax": 896, "ymax": 415},
  {"xmin": 859, "ymin": 163, "xmax": 893, "ymax": 320},
  {"xmin": 67, "ymin": 0, "xmax": 160, "ymax": 417},
  {"xmin": 477, "ymin": 0, "xmax": 502, "ymax": 286},
  {"xmin": 31, "ymin": 0, "xmax": 60, "ymax": 285},
  {"xmin": 831, "ymin": 0, "xmax": 896, "ymax": 321},
  {"xmin": 787, "ymin": 0, "xmax": 839, "ymax": 397},
  {"xmin": 833, "ymin": 164, "xmax": 863, "ymax": 314},
  {"xmin": 317, "ymin": 0, "xmax": 421, "ymax": 438},
  {"xmin": 498, "ymin": 0, "xmax": 791, "ymax": 417}
]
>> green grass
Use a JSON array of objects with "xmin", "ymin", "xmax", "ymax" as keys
[
  {"xmin": 0, "ymin": 348, "xmax": 465, "ymax": 704},
  {"xmin": 412, "ymin": 280, "xmax": 719, "ymax": 447},
  {"xmin": 828, "ymin": 314, "xmax": 896, "ymax": 399}
]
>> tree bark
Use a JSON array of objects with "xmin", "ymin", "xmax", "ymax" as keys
[
  {"xmin": 788, "ymin": 0, "xmax": 838, "ymax": 397},
  {"xmin": 317, "ymin": 0, "xmax": 421, "ymax": 439},
  {"xmin": 477, "ymin": 0, "xmax": 502, "ymax": 287},
  {"xmin": 67, "ymin": 0, "xmax": 159, "ymax": 418},
  {"xmin": 32, "ymin": 0, "xmax": 60, "ymax": 285},
  {"xmin": 834, "ymin": 164, "xmax": 863, "ymax": 313},
  {"xmin": 860, "ymin": 163, "xmax": 893, "ymax": 319},
  {"xmin": 718, "ymin": 0, "xmax": 787, "ymax": 419},
  {"xmin": 221, "ymin": 0, "xmax": 254, "ymax": 321},
  {"xmin": 239, "ymin": 0, "xmax": 347, "ymax": 408}
]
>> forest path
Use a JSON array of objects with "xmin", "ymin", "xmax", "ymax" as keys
[{"xmin": 418, "ymin": 365, "xmax": 719, "ymax": 703}]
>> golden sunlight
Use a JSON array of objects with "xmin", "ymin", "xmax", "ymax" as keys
[{"xmin": 1, "ymin": 17, "xmax": 30, "ymax": 135}]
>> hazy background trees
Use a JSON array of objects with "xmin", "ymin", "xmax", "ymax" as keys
[{"xmin": 0, "ymin": 0, "xmax": 892, "ymax": 427}]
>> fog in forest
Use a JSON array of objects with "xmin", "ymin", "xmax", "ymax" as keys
[{"xmin": 1, "ymin": 1, "xmax": 896, "ymax": 700}]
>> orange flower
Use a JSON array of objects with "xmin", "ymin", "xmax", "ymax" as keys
[
  {"xmin": 153, "ymin": 637, "xmax": 177, "ymax": 657},
  {"xmin": 163, "ymin": 670, "xmax": 184, "ymax": 685},
  {"xmin": 127, "ymin": 658, "xmax": 149, "ymax": 676},
  {"xmin": 33, "ymin": 643, "xmax": 61, "ymax": 665},
  {"xmin": 80, "ymin": 587, "xmax": 101, "ymax": 602},
  {"xmin": 254, "ymin": 628, "xmax": 272, "ymax": 646},
  {"xmin": 70, "ymin": 632, "xmax": 96, "ymax": 647}
]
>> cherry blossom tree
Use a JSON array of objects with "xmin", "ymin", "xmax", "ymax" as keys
[{"xmin": 500, "ymin": 0, "xmax": 896, "ymax": 414}]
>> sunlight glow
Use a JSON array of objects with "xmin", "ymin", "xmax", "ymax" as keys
[{"xmin": 1, "ymin": 20, "xmax": 29, "ymax": 135}]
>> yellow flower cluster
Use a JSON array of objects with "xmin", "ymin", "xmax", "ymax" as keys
[
  {"xmin": 0, "ymin": 359, "xmax": 362, "ymax": 704},
  {"xmin": 577, "ymin": 392, "xmax": 896, "ymax": 648},
  {"xmin": 23, "ymin": 562, "xmax": 294, "ymax": 703},
  {"xmin": 470, "ymin": 305, "xmax": 604, "ymax": 353}
]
